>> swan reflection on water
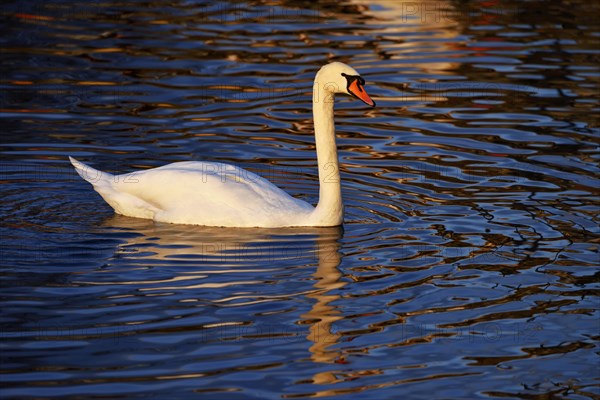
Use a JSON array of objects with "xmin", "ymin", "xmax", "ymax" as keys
[{"xmin": 93, "ymin": 215, "xmax": 346, "ymax": 382}]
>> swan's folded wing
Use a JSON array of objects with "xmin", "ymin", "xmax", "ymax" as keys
[{"xmin": 110, "ymin": 162, "xmax": 313, "ymax": 226}]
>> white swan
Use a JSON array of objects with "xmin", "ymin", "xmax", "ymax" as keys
[{"xmin": 69, "ymin": 62, "xmax": 375, "ymax": 228}]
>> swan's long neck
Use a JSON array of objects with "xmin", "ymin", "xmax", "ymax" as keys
[{"xmin": 311, "ymin": 81, "xmax": 343, "ymax": 226}]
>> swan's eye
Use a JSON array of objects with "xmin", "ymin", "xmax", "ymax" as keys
[
  {"xmin": 341, "ymin": 73, "xmax": 364, "ymax": 85},
  {"xmin": 341, "ymin": 73, "xmax": 361, "ymax": 85}
]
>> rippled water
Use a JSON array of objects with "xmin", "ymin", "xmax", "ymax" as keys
[{"xmin": 1, "ymin": 0, "xmax": 599, "ymax": 398}]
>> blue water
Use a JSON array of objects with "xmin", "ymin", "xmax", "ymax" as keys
[{"xmin": 1, "ymin": 1, "xmax": 599, "ymax": 399}]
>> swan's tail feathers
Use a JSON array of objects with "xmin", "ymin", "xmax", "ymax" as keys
[{"xmin": 69, "ymin": 156, "xmax": 114, "ymax": 187}]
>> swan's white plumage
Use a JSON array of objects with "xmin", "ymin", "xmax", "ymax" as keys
[
  {"xmin": 70, "ymin": 157, "xmax": 313, "ymax": 227},
  {"xmin": 69, "ymin": 62, "xmax": 375, "ymax": 228}
]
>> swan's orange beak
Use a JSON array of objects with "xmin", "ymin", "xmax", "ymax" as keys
[{"xmin": 348, "ymin": 80, "xmax": 376, "ymax": 107}]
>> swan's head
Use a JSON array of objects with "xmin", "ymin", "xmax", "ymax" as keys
[{"xmin": 315, "ymin": 62, "xmax": 376, "ymax": 107}]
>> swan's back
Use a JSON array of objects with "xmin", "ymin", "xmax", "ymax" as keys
[{"xmin": 70, "ymin": 158, "xmax": 313, "ymax": 227}]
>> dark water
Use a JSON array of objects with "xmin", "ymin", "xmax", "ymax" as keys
[{"xmin": 1, "ymin": 0, "xmax": 599, "ymax": 398}]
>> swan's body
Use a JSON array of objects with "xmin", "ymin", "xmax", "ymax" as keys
[
  {"xmin": 70, "ymin": 62, "xmax": 375, "ymax": 228},
  {"xmin": 70, "ymin": 158, "xmax": 316, "ymax": 227}
]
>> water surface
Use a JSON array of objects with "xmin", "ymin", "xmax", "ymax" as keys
[{"xmin": 1, "ymin": 0, "xmax": 599, "ymax": 398}]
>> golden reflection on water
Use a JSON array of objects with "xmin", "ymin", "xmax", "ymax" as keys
[
  {"xmin": 299, "ymin": 229, "xmax": 345, "ymax": 386},
  {"xmin": 355, "ymin": 0, "xmax": 462, "ymax": 72}
]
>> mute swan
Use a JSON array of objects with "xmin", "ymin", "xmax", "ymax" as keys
[{"xmin": 69, "ymin": 62, "xmax": 375, "ymax": 228}]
